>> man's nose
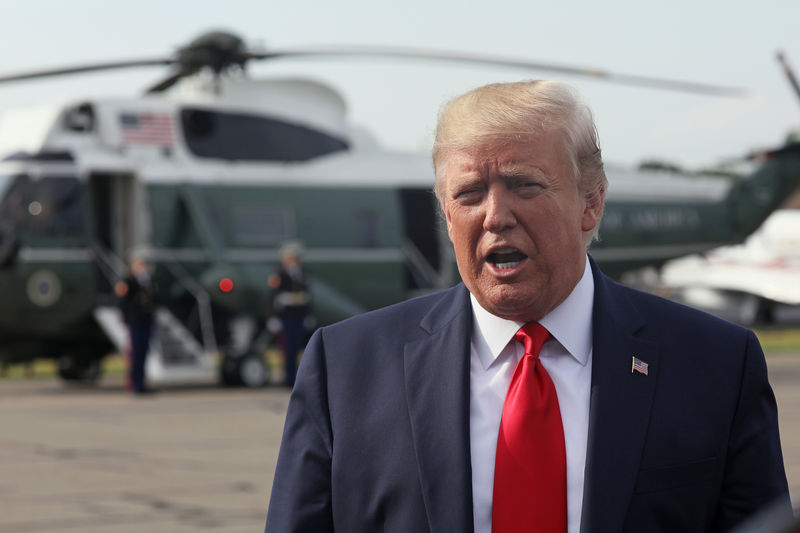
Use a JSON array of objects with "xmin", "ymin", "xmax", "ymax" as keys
[{"xmin": 483, "ymin": 189, "xmax": 516, "ymax": 233}]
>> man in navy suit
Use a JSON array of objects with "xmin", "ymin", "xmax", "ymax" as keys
[{"xmin": 266, "ymin": 81, "xmax": 790, "ymax": 532}]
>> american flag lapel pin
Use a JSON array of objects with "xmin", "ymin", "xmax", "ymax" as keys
[{"xmin": 631, "ymin": 356, "xmax": 649, "ymax": 376}]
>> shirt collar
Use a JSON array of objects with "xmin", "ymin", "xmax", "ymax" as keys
[{"xmin": 470, "ymin": 257, "xmax": 594, "ymax": 370}]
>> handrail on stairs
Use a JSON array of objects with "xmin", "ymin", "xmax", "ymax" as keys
[
  {"xmin": 91, "ymin": 242, "xmax": 218, "ymax": 355},
  {"xmin": 157, "ymin": 253, "xmax": 218, "ymax": 355}
]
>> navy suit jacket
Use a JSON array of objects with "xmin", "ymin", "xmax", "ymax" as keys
[{"xmin": 266, "ymin": 259, "xmax": 790, "ymax": 532}]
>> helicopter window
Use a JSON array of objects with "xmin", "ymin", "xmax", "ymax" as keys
[
  {"xmin": 0, "ymin": 174, "xmax": 33, "ymax": 227},
  {"xmin": 232, "ymin": 206, "xmax": 293, "ymax": 245},
  {"xmin": 28, "ymin": 177, "xmax": 85, "ymax": 237},
  {"xmin": 180, "ymin": 108, "xmax": 348, "ymax": 162},
  {"xmin": 63, "ymin": 103, "xmax": 95, "ymax": 132}
]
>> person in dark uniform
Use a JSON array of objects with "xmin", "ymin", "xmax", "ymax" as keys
[
  {"xmin": 268, "ymin": 242, "xmax": 312, "ymax": 388},
  {"xmin": 115, "ymin": 256, "xmax": 157, "ymax": 395}
]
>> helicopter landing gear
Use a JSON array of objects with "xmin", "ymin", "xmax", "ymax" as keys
[
  {"xmin": 57, "ymin": 351, "xmax": 103, "ymax": 383},
  {"xmin": 238, "ymin": 352, "xmax": 268, "ymax": 388},
  {"xmin": 219, "ymin": 351, "xmax": 268, "ymax": 388},
  {"xmin": 219, "ymin": 315, "xmax": 271, "ymax": 388}
]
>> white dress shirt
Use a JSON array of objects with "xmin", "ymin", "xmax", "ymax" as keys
[{"xmin": 469, "ymin": 258, "xmax": 594, "ymax": 533}]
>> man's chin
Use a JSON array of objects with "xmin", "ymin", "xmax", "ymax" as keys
[{"xmin": 477, "ymin": 288, "xmax": 544, "ymax": 322}]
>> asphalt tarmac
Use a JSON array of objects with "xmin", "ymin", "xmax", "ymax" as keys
[{"xmin": 0, "ymin": 353, "xmax": 798, "ymax": 532}]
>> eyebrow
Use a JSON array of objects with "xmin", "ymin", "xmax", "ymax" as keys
[
  {"xmin": 497, "ymin": 164, "xmax": 546, "ymax": 178},
  {"xmin": 449, "ymin": 174, "xmax": 482, "ymax": 190}
]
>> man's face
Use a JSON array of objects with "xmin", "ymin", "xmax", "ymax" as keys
[
  {"xmin": 441, "ymin": 132, "xmax": 602, "ymax": 322},
  {"xmin": 131, "ymin": 258, "xmax": 149, "ymax": 276},
  {"xmin": 283, "ymin": 254, "xmax": 299, "ymax": 269}
]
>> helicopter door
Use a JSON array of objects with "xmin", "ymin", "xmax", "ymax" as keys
[
  {"xmin": 88, "ymin": 173, "xmax": 141, "ymax": 294},
  {"xmin": 400, "ymin": 188, "xmax": 444, "ymax": 291}
]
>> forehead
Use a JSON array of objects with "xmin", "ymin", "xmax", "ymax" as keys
[{"xmin": 443, "ymin": 132, "xmax": 572, "ymax": 180}]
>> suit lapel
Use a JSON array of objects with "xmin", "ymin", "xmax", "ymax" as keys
[
  {"xmin": 404, "ymin": 285, "xmax": 475, "ymax": 533},
  {"xmin": 403, "ymin": 268, "xmax": 659, "ymax": 532},
  {"xmin": 580, "ymin": 260, "xmax": 659, "ymax": 533}
]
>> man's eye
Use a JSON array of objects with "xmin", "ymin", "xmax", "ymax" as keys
[
  {"xmin": 454, "ymin": 188, "xmax": 482, "ymax": 200},
  {"xmin": 515, "ymin": 182, "xmax": 543, "ymax": 194}
]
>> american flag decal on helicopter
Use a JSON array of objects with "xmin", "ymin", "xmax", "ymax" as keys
[{"xmin": 119, "ymin": 111, "xmax": 175, "ymax": 147}]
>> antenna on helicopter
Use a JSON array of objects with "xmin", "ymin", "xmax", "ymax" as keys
[{"xmin": 0, "ymin": 30, "xmax": 747, "ymax": 97}]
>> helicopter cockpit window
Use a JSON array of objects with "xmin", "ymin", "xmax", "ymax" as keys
[
  {"xmin": 0, "ymin": 174, "xmax": 29, "ymax": 266},
  {"xmin": 32, "ymin": 177, "xmax": 85, "ymax": 236},
  {"xmin": 0, "ymin": 175, "xmax": 85, "ymax": 238},
  {"xmin": 180, "ymin": 108, "xmax": 349, "ymax": 162},
  {"xmin": 0, "ymin": 174, "xmax": 33, "ymax": 228}
]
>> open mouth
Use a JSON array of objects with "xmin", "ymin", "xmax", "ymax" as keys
[{"xmin": 486, "ymin": 248, "xmax": 528, "ymax": 270}]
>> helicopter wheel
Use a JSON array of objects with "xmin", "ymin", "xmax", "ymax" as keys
[
  {"xmin": 57, "ymin": 352, "xmax": 103, "ymax": 383},
  {"xmin": 238, "ymin": 352, "xmax": 268, "ymax": 388},
  {"xmin": 219, "ymin": 351, "xmax": 268, "ymax": 388}
]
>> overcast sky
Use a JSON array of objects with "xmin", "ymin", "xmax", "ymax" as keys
[{"xmin": 1, "ymin": 0, "xmax": 798, "ymax": 169}]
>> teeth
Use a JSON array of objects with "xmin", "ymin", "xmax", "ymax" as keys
[{"xmin": 487, "ymin": 247, "xmax": 527, "ymax": 270}]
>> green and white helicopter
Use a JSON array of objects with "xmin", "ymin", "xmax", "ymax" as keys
[{"xmin": 0, "ymin": 31, "xmax": 797, "ymax": 386}]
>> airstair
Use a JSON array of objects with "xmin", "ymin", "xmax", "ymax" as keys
[
  {"xmin": 93, "ymin": 305, "xmax": 217, "ymax": 385},
  {"xmin": 93, "ymin": 306, "xmax": 129, "ymax": 354},
  {"xmin": 147, "ymin": 307, "xmax": 217, "ymax": 384},
  {"xmin": 91, "ymin": 244, "xmax": 220, "ymax": 386},
  {"xmin": 90, "ymin": 243, "xmax": 273, "ymax": 388}
]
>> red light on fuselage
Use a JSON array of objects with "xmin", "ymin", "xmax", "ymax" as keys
[{"xmin": 219, "ymin": 278, "xmax": 234, "ymax": 293}]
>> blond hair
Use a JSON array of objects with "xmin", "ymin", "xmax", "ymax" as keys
[{"xmin": 432, "ymin": 80, "xmax": 607, "ymax": 245}]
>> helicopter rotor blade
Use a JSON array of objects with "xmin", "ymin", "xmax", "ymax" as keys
[
  {"xmin": 249, "ymin": 46, "xmax": 746, "ymax": 97},
  {"xmin": 0, "ymin": 58, "xmax": 174, "ymax": 84},
  {"xmin": 146, "ymin": 72, "xmax": 187, "ymax": 93},
  {"xmin": 0, "ymin": 31, "xmax": 745, "ymax": 98}
]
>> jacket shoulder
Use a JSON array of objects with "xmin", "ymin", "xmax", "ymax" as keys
[{"xmin": 317, "ymin": 284, "xmax": 468, "ymax": 345}]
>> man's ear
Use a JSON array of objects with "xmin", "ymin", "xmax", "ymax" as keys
[{"xmin": 581, "ymin": 184, "xmax": 605, "ymax": 232}]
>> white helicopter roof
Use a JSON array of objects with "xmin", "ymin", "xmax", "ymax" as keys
[
  {"xmin": 171, "ymin": 76, "xmax": 349, "ymax": 139},
  {"xmin": 0, "ymin": 75, "xmax": 355, "ymax": 161},
  {"xmin": 604, "ymin": 165, "xmax": 730, "ymax": 203}
]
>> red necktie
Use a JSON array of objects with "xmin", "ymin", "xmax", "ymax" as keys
[{"xmin": 492, "ymin": 323, "xmax": 567, "ymax": 533}]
